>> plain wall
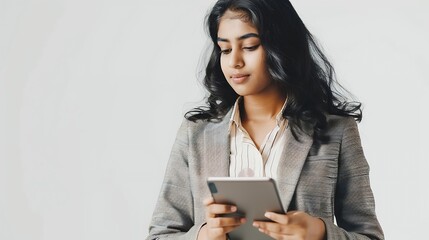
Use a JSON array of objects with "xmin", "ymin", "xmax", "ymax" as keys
[{"xmin": 1, "ymin": 0, "xmax": 428, "ymax": 239}]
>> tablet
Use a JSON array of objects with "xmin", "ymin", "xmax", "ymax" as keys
[{"xmin": 207, "ymin": 177, "xmax": 285, "ymax": 240}]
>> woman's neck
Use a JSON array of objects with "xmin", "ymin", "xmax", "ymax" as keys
[{"xmin": 241, "ymin": 91, "xmax": 286, "ymax": 123}]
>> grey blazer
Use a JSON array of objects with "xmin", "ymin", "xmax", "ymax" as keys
[{"xmin": 147, "ymin": 110, "xmax": 384, "ymax": 240}]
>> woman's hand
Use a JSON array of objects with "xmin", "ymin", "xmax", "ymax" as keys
[
  {"xmin": 197, "ymin": 197, "xmax": 246, "ymax": 240},
  {"xmin": 252, "ymin": 211, "xmax": 326, "ymax": 240}
]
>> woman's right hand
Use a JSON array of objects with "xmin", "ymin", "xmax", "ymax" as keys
[{"xmin": 198, "ymin": 197, "xmax": 246, "ymax": 240}]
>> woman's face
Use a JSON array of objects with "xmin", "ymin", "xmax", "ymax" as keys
[{"xmin": 217, "ymin": 10, "xmax": 273, "ymax": 97}]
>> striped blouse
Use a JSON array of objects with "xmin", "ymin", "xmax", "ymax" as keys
[{"xmin": 228, "ymin": 98, "xmax": 288, "ymax": 179}]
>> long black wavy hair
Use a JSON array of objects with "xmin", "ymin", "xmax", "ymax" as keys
[{"xmin": 186, "ymin": 0, "xmax": 362, "ymax": 141}]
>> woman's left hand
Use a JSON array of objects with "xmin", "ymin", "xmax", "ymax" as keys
[{"xmin": 252, "ymin": 211, "xmax": 326, "ymax": 240}]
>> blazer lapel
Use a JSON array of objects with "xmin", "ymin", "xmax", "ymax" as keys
[
  {"xmin": 203, "ymin": 110, "xmax": 233, "ymax": 177},
  {"xmin": 277, "ymin": 126, "xmax": 313, "ymax": 211}
]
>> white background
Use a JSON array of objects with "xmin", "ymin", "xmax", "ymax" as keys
[{"xmin": 1, "ymin": 0, "xmax": 428, "ymax": 239}]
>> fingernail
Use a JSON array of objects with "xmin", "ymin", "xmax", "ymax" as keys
[
  {"xmin": 264, "ymin": 212, "xmax": 271, "ymax": 218},
  {"xmin": 252, "ymin": 222, "xmax": 259, "ymax": 227},
  {"xmin": 241, "ymin": 218, "xmax": 246, "ymax": 223},
  {"xmin": 231, "ymin": 206, "xmax": 237, "ymax": 211}
]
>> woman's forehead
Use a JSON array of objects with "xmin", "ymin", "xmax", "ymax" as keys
[
  {"xmin": 218, "ymin": 19, "xmax": 257, "ymax": 37},
  {"xmin": 218, "ymin": 10, "xmax": 257, "ymax": 38}
]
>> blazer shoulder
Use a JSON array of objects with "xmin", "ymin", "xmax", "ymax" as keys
[
  {"xmin": 179, "ymin": 113, "xmax": 231, "ymax": 139},
  {"xmin": 324, "ymin": 114, "xmax": 359, "ymax": 136},
  {"xmin": 181, "ymin": 117, "xmax": 220, "ymax": 132},
  {"xmin": 175, "ymin": 118, "xmax": 208, "ymax": 141},
  {"xmin": 326, "ymin": 114, "xmax": 357, "ymax": 126}
]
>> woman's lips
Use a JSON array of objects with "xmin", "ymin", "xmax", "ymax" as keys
[{"xmin": 231, "ymin": 74, "xmax": 249, "ymax": 84}]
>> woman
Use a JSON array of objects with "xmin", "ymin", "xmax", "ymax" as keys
[{"xmin": 147, "ymin": 0, "xmax": 384, "ymax": 239}]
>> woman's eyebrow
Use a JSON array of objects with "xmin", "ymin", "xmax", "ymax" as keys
[{"xmin": 217, "ymin": 33, "xmax": 260, "ymax": 42}]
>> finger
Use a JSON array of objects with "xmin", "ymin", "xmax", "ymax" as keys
[
  {"xmin": 207, "ymin": 217, "xmax": 246, "ymax": 228},
  {"xmin": 253, "ymin": 221, "xmax": 285, "ymax": 234},
  {"xmin": 207, "ymin": 204, "xmax": 237, "ymax": 215},
  {"xmin": 254, "ymin": 220, "xmax": 300, "ymax": 236},
  {"xmin": 265, "ymin": 212, "xmax": 289, "ymax": 225},
  {"xmin": 203, "ymin": 197, "xmax": 214, "ymax": 206},
  {"xmin": 207, "ymin": 225, "xmax": 242, "ymax": 237}
]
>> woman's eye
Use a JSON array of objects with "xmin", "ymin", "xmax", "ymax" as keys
[
  {"xmin": 243, "ymin": 44, "xmax": 260, "ymax": 51},
  {"xmin": 220, "ymin": 49, "xmax": 232, "ymax": 54}
]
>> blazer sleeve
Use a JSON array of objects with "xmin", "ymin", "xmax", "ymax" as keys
[
  {"xmin": 321, "ymin": 118, "xmax": 384, "ymax": 240},
  {"xmin": 146, "ymin": 119, "xmax": 203, "ymax": 240}
]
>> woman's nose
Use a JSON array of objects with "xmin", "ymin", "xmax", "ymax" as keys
[{"xmin": 228, "ymin": 50, "xmax": 244, "ymax": 68}]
